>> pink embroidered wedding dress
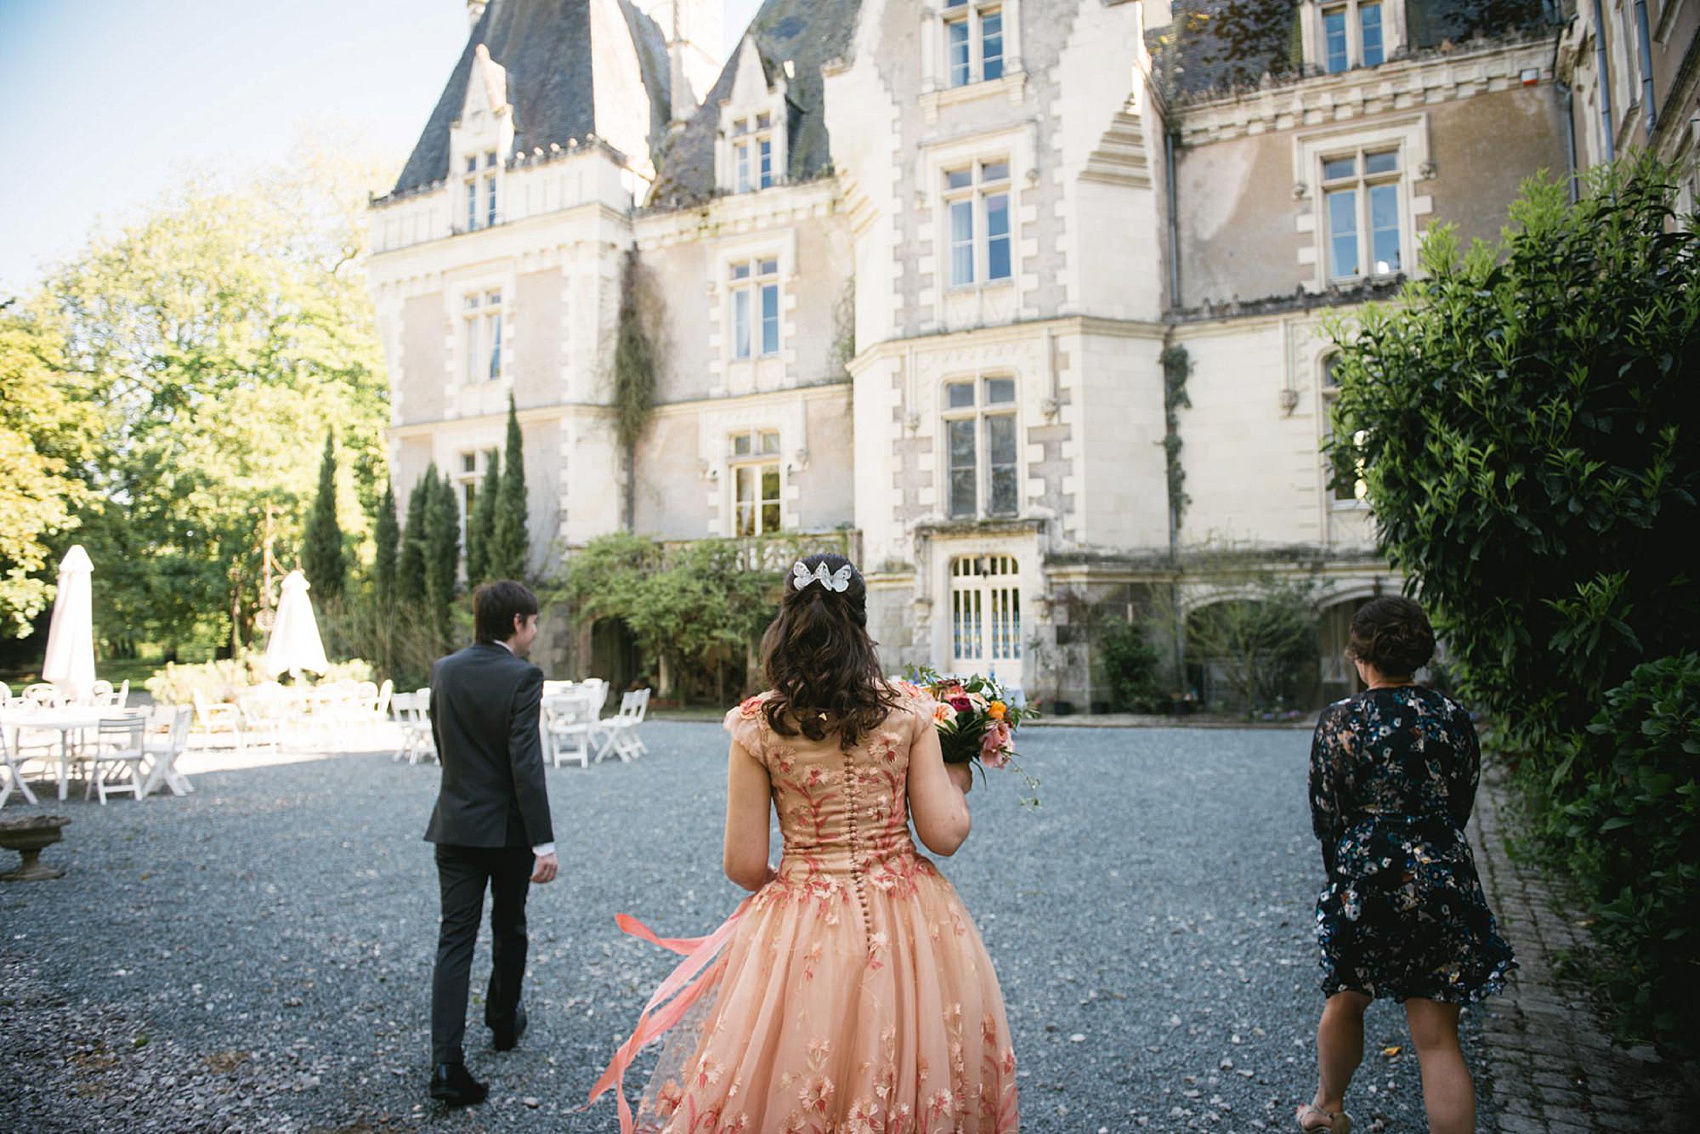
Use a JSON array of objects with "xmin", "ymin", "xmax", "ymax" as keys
[{"xmin": 594, "ymin": 691, "xmax": 1019, "ymax": 1134}]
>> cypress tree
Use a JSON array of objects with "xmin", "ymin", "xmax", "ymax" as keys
[
  {"xmin": 301, "ymin": 430, "xmax": 346, "ymax": 601},
  {"xmin": 423, "ymin": 469, "xmax": 461, "ymax": 648},
  {"xmin": 465, "ymin": 453, "xmax": 500, "ymax": 588},
  {"xmin": 373, "ymin": 481, "xmax": 399, "ymax": 607},
  {"xmin": 397, "ymin": 470, "xmax": 431, "ymax": 610},
  {"xmin": 489, "ymin": 395, "xmax": 529, "ymax": 580}
]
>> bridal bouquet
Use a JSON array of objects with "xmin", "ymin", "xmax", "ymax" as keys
[{"xmin": 898, "ymin": 668, "xmax": 1041, "ymax": 807}]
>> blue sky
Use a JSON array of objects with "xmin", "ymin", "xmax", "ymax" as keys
[{"xmin": 0, "ymin": 0, "xmax": 764, "ymax": 295}]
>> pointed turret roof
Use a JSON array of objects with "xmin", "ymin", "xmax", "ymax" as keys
[
  {"xmin": 391, "ymin": 0, "xmax": 671, "ymax": 195},
  {"xmin": 646, "ymin": 0, "xmax": 862, "ymax": 210}
]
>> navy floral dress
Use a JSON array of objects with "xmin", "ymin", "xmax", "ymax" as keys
[{"xmin": 1308, "ymin": 686, "xmax": 1516, "ymax": 1003}]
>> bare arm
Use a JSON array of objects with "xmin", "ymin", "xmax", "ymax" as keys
[
  {"xmin": 723, "ymin": 740, "xmax": 775, "ymax": 891},
  {"xmin": 907, "ymin": 716, "xmax": 971, "ymax": 856}
]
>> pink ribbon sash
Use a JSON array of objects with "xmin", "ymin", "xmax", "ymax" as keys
[{"xmin": 588, "ymin": 898, "xmax": 753, "ymax": 1134}]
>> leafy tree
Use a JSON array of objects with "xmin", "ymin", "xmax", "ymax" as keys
[
  {"xmin": 1327, "ymin": 160, "xmax": 1700, "ymax": 751},
  {"xmin": 301, "ymin": 430, "xmax": 346, "ymax": 601},
  {"xmin": 488, "ymin": 396, "xmax": 529, "ymax": 581},
  {"xmin": 373, "ymin": 482, "xmax": 400, "ymax": 608},
  {"xmin": 33, "ymin": 143, "xmax": 390, "ymax": 654},
  {"xmin": 1186, "ymin": 576, "xmax": 1320, "ymax": 712},
  {"xmin": 1328, "ymin": 158, "xmax": 1700, "ymax": 1047},
  {"xmin": 397, "ymin": 474, "xmax": 431, "ymax": 611},
  {"xmin": 423, "ymin": 469, "xmax": 461, "ymax": 650},
  {"xmin": 1097, "ymin": 616, "xmax": 1167, "ymax": 712},
  {"xmin": 465, "ymin": 454, "xmax": 500, "ymax": 587},
  {"xmin": 0, "ymin": 301, "xmax": 97, "ymax": 635}
]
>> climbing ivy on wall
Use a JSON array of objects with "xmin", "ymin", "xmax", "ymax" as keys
[
  {"xmin": 1160, "ymin": 343, "xmax": 1192, "ymax": 536},
  {"xmin": 612, "ymin": 248, "xmax": 658, "ymax": 531}
]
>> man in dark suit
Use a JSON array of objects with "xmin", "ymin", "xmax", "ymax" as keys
[{"xmin": 425, "ymin": 580, "xmax": 558, "ymax": 1106}]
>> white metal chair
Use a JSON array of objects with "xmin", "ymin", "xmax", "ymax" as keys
[
  {"xmin": 541, "ymin": 691, "xmax": 596, "ymax": 769},
  {"xmin": 84, "ymin": 714, "xmax": 148, "ymax": 803},
  {"xmin": 190, "ymin": 690, "xmax": 246, "ymax": 752},
  {"xmin": 1, "ymin": 723, "xmax": 40, "ymax": 808},
  {"xmin": 393, "ymin": 689, "xmax": 436, "ymax": 765},
  {"xmin": 236, "ymin": 684, "xmax": 291, "ymax": 752},
  {"xmin": 20, "ymin": 683, "xmax": 64, "ymax": 709},
  {"xmin": 592, "ymin": 688, "xmax": 650, "ymax": 763},
  {"xmin": 87, "ymin": 679, "xmax": 130, "ymax": 708},
  {"xmin": 141, "ymin": 705, "xmax": 194, "ymax": 797}
]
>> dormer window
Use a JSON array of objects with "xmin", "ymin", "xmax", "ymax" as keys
[
  {"xmin": 484, "ymin": 151, "xmax": 499, "ymax": 226},
  {"xmin": 944, "ymin": 0, "xmax": 1004, "ymax": 87},
  {"xmin": 731, "ymin": 114, "xmax": 775, "ymax": 193},
  {"xmin": 1306, "ymin": 0, "xmax": 1400, "ymax": 74},
  {"xmin": 461, "ymin": 151, "xmax": 500, "ymax": 231}
]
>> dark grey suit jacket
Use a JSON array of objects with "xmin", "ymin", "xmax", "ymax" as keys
[{"xmin": 424, "ymin": 642, "xmax": 553, "ymax": 850}]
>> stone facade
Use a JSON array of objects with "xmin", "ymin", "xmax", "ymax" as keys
[{"xmin": 367, "ymin": 0, "xmax": 1696, "ymax": 707}]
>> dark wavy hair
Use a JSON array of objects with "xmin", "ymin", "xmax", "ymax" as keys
[
  {"xmin": 760, "ymin": 553, "xmax": 901, "ymax": 750},
  {"xmin": 1347, "ymin": 595, "xmax": 1436, "ymax": 678}
]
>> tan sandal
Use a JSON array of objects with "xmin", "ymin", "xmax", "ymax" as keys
[{"xmin": 1296, "ymin": 1103, "xmax": 1353, "ymax": 1134}]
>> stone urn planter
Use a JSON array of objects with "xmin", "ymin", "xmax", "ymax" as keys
[{"xmin": 0, "ymin": 815, "xmax": 71, "ymax": 881}]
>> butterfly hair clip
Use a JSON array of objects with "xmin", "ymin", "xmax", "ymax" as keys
[{"xmin": 792, "ymin": 560, "xmax": 853, "ymax": 593}]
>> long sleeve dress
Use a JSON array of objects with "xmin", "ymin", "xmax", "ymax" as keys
[
  {"xmin": 596, "ymin": 692, "xmax": 1019, "ymax": 1134},
  {"xmin": 1308, "ymin": 686, "xmax": 1516, "ymax": 1003}
]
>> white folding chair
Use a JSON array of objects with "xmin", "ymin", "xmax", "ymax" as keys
[
  {"xmin": 541, "ymin": 692, "xmax": 595, "ymax": 769},
  {"xmin": 394, "ymin": 689, "xmax": 436, "ymax": 765},
  {"xmin": 593, "ymin": 688, "xmax": 650, "ymax": 763},
  {"xmin": 1, "ymin": 723, "xmax": 40, "ymax": 808},
  {"xmin": 21, "ymin": 683, "xmax": 64, "ymax": 709},
  {"xmin": 141, "ymin": 705, "xmax": 194, "ymax": 797},
  {"xmin": 84, "ymin": 714, "xmax": 148, "ymax": 804},
  {"xmin": 190, "ymin": 690, "xmax": 247, "ymax": 752}
]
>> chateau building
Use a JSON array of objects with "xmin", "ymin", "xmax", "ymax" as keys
[{"xmin": 368, "ymin": 0, "xmax": 1697, "ymax": 707}]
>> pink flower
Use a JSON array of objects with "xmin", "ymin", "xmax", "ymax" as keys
[
  {"xmin": 738, "ymin": 695, "xmax": 764, "ymax": 719},
  {"xmin": 979, "ymin": 721, "xmax": 1012, "ymax": 767}
]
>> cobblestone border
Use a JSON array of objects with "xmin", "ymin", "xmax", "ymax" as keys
[{"xmin": 1468, "ymin": 765, "xmax": 1696, "ymax": 1133}]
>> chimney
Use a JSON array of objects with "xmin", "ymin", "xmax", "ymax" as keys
[{"xmin": 467, "ymin": 1, "xmax": 489, "ymax": 32}]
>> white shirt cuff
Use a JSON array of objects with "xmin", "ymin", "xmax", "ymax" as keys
[{"xmin": 532, "ymin": 842, "xmax": 555, "ymax": 857}]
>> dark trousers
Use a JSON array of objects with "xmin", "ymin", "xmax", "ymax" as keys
[{"xmin": 430, "ymin": 844, "xmax": 534, "ymax": 1065}]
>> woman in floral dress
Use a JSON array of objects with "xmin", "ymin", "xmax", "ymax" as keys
[
  {"xmin": 1301, "ymin": 596, "xmax": 1515, "ymax": 1134},
  {"xmin": 593, "ymin": 553, "xmax": 1018, "ymax": 1134}
]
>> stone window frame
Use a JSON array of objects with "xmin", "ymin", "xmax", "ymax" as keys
[
  {"xmin": 727, "ymin": 256, "xmax": 783, "ymax": 361},
  {"xmin": 946, "ymin": 551, "xmax": 1025, "ymax": 671},
  {"xmin": 940, "ymin": 373, "xmax": 1022, "ymax": 522},
  {"xmin": 729, "ymin": 112, "xmax": 778, "ymax": 194},
  {"xmin": 1317, "ymin": 353, "xmax": 1368, "ymax": 510},
  {"xmin": 1293, "ymin": 115, "xmax": 1432, "ymax": 292},
  {"xmin": 1299, "ymin": 0, "xmax": 1406, "ymax": 75},
  {"xmin": 727, "ymin": 428, "xmax": 784, "ymax": 537},
  {"xmin": 459, "ymin": 285, "xmax": 509, "ymax": 386},
  {"xmin": 920, "ymin": 125, "xmax": 1033, "ymax": 310},
  {"xmin": 454, "ymin": 446, "xmax": 500, "ymax": 545},
  {"xmin": 707, "ymin": 231, "xmax": 798, "ymax": 394},
  {"xmin": 941, "ymin": 158, "xmax": 1015, "ymax": 289},
  {"xmin": 919, "ymin": 0, "xmax": 1026, "ymax": 119},
  {"xmin": 714, "ymin": 52, "xmax": 789, "ymax": 196},
  {"xmin": 696, "ymin": 400, "xmax": 808, "ymax": 537}
]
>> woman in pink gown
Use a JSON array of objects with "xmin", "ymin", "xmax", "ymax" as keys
[{"xmin": 592, "ymin": 553, "xmax": 1019, "ymax": 1133}]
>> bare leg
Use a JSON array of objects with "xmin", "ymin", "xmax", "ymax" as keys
[
  {"xmin": 1307, "ymin": 990, "xmax": 1370, "ymax": 1126},
  {"xmin": 1405, "ymin": 998, "xmax": 1474, "ymax": 1134}
]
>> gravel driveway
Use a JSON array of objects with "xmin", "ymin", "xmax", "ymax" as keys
[{"xmin": 0, "ymin": 722, "xmax": 1497, "ymax": 1132}]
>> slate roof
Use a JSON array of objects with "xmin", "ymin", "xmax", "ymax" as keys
[
  {"xmin": 646, "ymin": 0, "xmax": 863, "ymax": 211},
  {"xmin": 1149, "ymin": 0, "xmax": 1559, "ymax": 102},
  {"xmin": 390, "ymin": 0, "xmax": 671, "ymax": 196}
]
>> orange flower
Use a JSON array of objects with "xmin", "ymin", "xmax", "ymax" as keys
[{"xmin": 988, "ymin": 701, "xmax": 1006, "ymax": 720}]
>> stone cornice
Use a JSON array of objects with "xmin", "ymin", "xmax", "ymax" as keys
[
  {"xmin": 634, "ymin": 178, "xmax": 840, "ymax": 250},
  {"xmin": 1172, "ymin": 37, "xmax": 1559, "ymax": 149},
  {"xmin": 847, "ymin": 315, "xmax": 1167, "ymax": 375}
]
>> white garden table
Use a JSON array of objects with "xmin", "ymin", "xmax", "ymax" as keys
[{"xmin": 0, "ymin": 707, "xmax": 140, "ymax": 801}]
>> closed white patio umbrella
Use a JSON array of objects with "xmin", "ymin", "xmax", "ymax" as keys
[
  {"xmin": 263, "ymin": 569, "xmax": 330, "ymax": 679},
  {"xmin": 42, "ymin": 544, "xmax": 97, "ymax": 703}
]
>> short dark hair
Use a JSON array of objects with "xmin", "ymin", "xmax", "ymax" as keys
[
  {"xmin": 1347, "ymin": 595, "xmax": 1436, "ymax": 677},
  {"xmin": 473, "ymin": 580, "xmax": 539, "ymax": 644}
]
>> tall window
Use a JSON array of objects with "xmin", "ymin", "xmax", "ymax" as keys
[
  {"xmin": 951, "ymin": 555, "xmax": 1021, "ymax": 671},
  {"xmin": 455, "ymin": 449, "xmax": 499, "ymax": 542},
  {"xmin": 463, "ymin": 151, "xmax": 500, "ymax": 230},
  {"xmin": 1320, "ymin": 355, "xmax": 1365, "ymax": 505},
  {"xmin": 1323, "ymin": 148, "xmax": 1402, "ymax": 280},
  {"xmin": 731, "ymin": 114, "xmax": 775, "ymax": 193},
  {"xmin": 944, "ymin": 160, "xmax": 1013, "ymax": 288},
  {"xmin": 944, "ymin": 0, "xmax": 1005, "ymax": 87},
  {"xmin": 730, "ymin": 430, "xmax": 782, "ymax": 536},
  {"xmin": 1321, "ymin": 1, "xmax": 1385, "ymax": 73},
  {"xmin": 729, "ymin": 258, "xmax": 780, "ymax": 360},
  {"xmin": 943, "ymin": 376, "xmax": 1019, "ymax": 520},
  {"xmin": 462, "ymin": 290, "xmax": 504, "ymax": 384}
]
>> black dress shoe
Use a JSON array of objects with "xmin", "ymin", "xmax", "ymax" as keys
[
  {"xmin": 429, "ymin": 1062, "xmax": 488, "ymax": 1106},
  {"xmin": 492, "ymin": 1004, "xmax": 528, "ymax": 1051}
]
